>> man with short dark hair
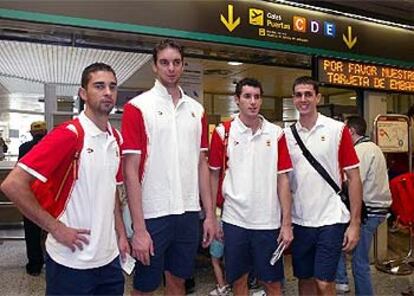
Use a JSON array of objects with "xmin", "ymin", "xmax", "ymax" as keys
[
  {"xmin": 209, "ymin": 78, "xmax": 293, "ymax": 296},
  {"xmin": 336, "ymin": 116, "xmax": 392, "ymax": 295},
  {"xmin": 121, "ymin": 39, "xmax": 215, "ymax": 295},
  {"xmin": 284, "ymin": 76, "xmax": 363, "ymax": 295},
  {"xmin": 19, "ymin": 120, "xmax": 47, "ymax": 276},
  {"xmin": 1, "ymin": 62, "xmax": 129, "ymax": 295}
]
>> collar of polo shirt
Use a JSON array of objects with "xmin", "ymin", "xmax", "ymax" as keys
[
  {"xmin": 79, "ymin": 112, "xmax": 113, "ymax": 137},
  {"xmin": 153, "ymin": 79, "xmax": 191, "ymax": 104}
]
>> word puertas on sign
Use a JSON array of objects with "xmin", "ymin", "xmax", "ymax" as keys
[{"xmin": 317, "ymin": 58, "xmax": 414, "ymax": 93}]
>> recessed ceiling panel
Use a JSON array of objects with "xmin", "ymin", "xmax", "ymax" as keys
[{"xmin": 0, "ymin": 40, "xmax": 151, "ymax": 95}]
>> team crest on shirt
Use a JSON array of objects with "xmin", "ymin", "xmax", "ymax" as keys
[
  {"xmin": 321, "ymin": 136, "xmax": 326, "ymax": 141},
  {"xmin": 266, "ymin": 139, "xmax": 271, "ymax": 147}
]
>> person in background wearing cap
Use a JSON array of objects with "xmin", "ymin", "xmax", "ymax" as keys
[
  {"xmin": 0, "ymin": 136, "xmax": 8, "ymax": 160},
  {"xmin": 18, "ymin": 120, "xmax": 47, "ymax": 276}
]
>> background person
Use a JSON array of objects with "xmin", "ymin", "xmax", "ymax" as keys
[
  {"xmin": 0, "ymin": 136, "xmax": 8, "ymax": 160},
  {"xmin": 336, "ymin": 116, "xmax": 392, "ymax": 295},
  {"xmin": 19, "ymin": 120, "xmax": 47, "ymax": 276}
]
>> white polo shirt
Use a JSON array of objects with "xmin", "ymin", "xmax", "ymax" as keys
[
  {"xmin": 354, "ymin": 138, "xmax": 392, "ymax": 209},
  {"xmin": 19, "ymin": 112, "xmax": 122, "ymax": 269},
  {"xmin": 284, "ymin": 114, "xmax": 359, "ymax": 227},
  {"xmin": 121, "ymin": 80, "xmax": 208, "ymax": 219},
  {"xmin": 209, "ymin": 115, "xmax": 292, "ymax": 230}
]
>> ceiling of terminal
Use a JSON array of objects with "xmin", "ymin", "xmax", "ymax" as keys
[
  {"xmin": 296, "ymin": 0, "xmax": 414, "ymax": 27},
  {"xmin": 1, "ymin": 1, "xmax": 390, "ymax": 117}
]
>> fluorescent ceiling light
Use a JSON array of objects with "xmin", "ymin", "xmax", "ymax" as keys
[
  {"xmin": 228, "ymin": 61, "xmax": 243, "ymax": 66},
  {"xmin": 350, "ymin": 96, "xmax": 357, "ymax": 100}
]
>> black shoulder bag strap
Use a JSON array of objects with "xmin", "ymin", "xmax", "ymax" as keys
[{"xmin": 290, "ymin": 124, "xmax": 343, "ymax": 195}]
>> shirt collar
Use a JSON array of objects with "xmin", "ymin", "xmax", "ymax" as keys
[
  {"xmin": 153, "ymin": 79, "xmax": 189, "ymax": 103},
  {"xmin": 78, "ymin": 111, "xmax": 113, "ymax": 137},
  {"xmin": 296, "ymin": 113, "xmax": 326, "ymax": 132},
  {"xmin": 234, "ymin": 114, "xmax": 270, "ymax": 135}
]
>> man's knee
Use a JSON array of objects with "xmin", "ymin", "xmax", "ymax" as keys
[
  {"xmin": 315, "ymin": 279, "xmax": 334, "ymax": 293},
  {"xmin": 132, "ymin": 288, "xmax": 152, "ymax": 296},
  {"xmin": 232, "ymin": 273, "xmax": 249, "ymax": 296},
  {"xmin": 261, "ymin": 281, "xmax": 282, "ymax": 296},
  {"xmin": 165, "ymin": 271, "xmax": 185, "ymax": 286}
]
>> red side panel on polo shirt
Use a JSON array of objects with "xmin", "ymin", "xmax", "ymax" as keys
[
  {"xmin": 200, "ymin": 113, "xmax": 209, "ymax": 150},
  {"xmin": 277, "ymin": 133, "xmax": 293, "ymax": 172},
  {"xmin": 121, "ymin": 103, "xmax": 148, "ymax": 183},
  {"xmin": 209, "ymin": 128, "xmax": 224, "ymax": 169},
  {"xmin": 338, "ymin": 126, "xmax": 359, "ymax": 169}
]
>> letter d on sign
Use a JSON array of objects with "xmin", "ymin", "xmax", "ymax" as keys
[{"xmin": 310, "ymin": 20, "xmax": 321, "ymax": 33}]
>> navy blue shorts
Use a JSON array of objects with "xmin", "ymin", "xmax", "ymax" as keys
[
  {"xmin": 291, "ymin": 223, "xmax": 347, "ymax": 282},
  {"xmin": 133, "ymin": 212, "xmax": 200, "ymax": 292},
  {"xmin": 45, "ymin": 253, "xmax": 124, "ymax": 295},
  {"xmin": 223, "ymin": 222, "xmax": 284, "ymax": 284}
]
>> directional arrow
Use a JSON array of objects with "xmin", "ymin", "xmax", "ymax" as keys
[
  {"xmin": 220, "ymin": 4, "xmax": 240, "ymax": 32},
  {"xmin": 342, "ymin": 26, "xmax": 357, "ymax": 49}
]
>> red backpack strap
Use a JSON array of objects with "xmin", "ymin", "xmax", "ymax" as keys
[{"xmin": 68, "ymin": 118, "xmax": 84, "ymax": 180}]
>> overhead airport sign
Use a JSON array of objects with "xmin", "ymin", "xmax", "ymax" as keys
[
  {"xmin": 0, "ymin": 0, "xmax": 413, "ymax": 65},
  {"xmin": 317, "ymin": 58, "xmax": 414, "ymax": 93}
]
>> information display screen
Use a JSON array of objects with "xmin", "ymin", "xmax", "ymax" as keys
[{"xmin": 318, "ymin": 58, "xmax": 414, "ymax": 93}]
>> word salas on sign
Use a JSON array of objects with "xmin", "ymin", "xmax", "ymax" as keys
[{"xmin": 318, "ymin": 58, "xmax": 414, "ymax": 92}]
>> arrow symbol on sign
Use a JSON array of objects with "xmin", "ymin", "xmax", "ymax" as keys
[
  {"xmin": 220, "ymin": 4, "xmax": 240, "ymax": 32},
  {"xmin": 342, "ymin": 26, "xmax": 357, "ymax": 49}
]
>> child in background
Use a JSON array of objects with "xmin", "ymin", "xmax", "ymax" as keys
[{"xmin": 209, "ymin": 220, "xmax": 230, "ymax": 296}]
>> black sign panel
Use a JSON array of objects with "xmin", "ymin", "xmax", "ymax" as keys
[
  {"xmin": 0, "ymin": 0, "xmax": 413, "ymax": 64},
  {"xmin": 318, "ymin": 58, "xmax": 414, "ymax": 93}
]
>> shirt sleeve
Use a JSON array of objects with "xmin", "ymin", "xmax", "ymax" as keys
[
  {"xmin": 114, "ymin": 128, "xmax": 123, "ymax": 184},
  {"xmin": 208, "ymin": 128, "xmax": 224, "ymax": 170},
  {"xmin": 121, "ymin": 103, "xmax": 147, "ymax": 155},
  {"xmin": 339, "ymin": 126, "xmax": 360, "ymax": 170},
  {"xmin": 18, "ymin": 126, "xmax": 77, "ymax": 183},
  {"xmin": 277, "ymin": 133, "xmax": 293, "ymax": 173},
  {"xmin": 200, "ymin": 112, "xmax": 209, "ymax": 151}
]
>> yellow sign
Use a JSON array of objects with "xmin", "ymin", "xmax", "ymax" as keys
[
  {"xmin": 249, "ymin": 8, "xmax": 264, "ymax": 26},
  {"xmin": 220, "ymin": 4, "xmax": 240, "ymax": 32},
  {"xmin": 342, "ymin": 26, "xmax": 357, "ymax": 49}
]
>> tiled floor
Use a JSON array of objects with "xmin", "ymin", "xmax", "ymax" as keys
[{"xmin": 0, "ymin": 230, "xmax": 413, "ymax": 296}]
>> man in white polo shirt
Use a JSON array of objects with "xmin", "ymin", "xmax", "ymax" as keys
[
  {"xmin": 209, "ymin": 78, "xmax": 294, "ymax": 296},
  {"xmin": 1, "ymin": 63, "xmax": 129, "ymax": 295},
  {"xmin": 121, "ymin": 39, "xmax": 215, "ymax": 295},
  {"xmin": 284, "ymin": 76, "xmax": 363, "ymax": 295}
]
